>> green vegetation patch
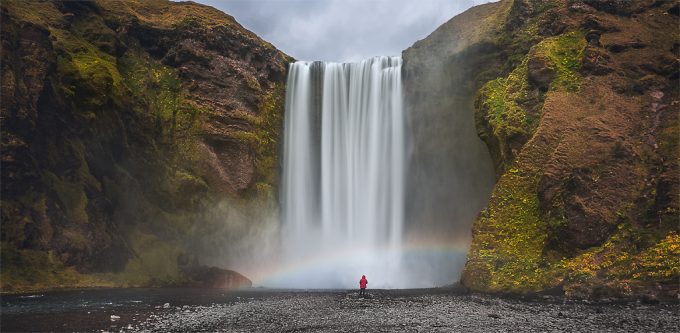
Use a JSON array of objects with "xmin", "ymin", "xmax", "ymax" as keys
[
  {"xmin": 470, "ymin": 200, "xmax": 679, "ymax": 295},
  {"xmin": 466, "ymin": 169, "xmax": 558, "ymax": 291},
  {"xmin": 468, "ymin": 31, "xmax": 589, "ymax": 293},
  {"xmin": 477, "ymin": 58, "xmax": 535, "ymax": 145},
  {"xmin": 532, "ymin": 31, "xmax": 586, "ymax": 92},
  {"xmin": 627, "ymin": 232, "xmax": 680, "ymax": 280},
  {"xmin": 42, "ymin": 171, "xmax": 89, "ymax": 224},
  {"xmin": 253, "ymin": 84, "xmax": 285, "ymax": 190},
  {"xmin": 227, "ymin": 83, "xmax": 285, "ymax": 197},
  {"xmin": 40, "ymin": 138, "xmax": 101, "ymax": 224},
  {"xmin": 1, "ymin": 192, "xmax": 47, "ymax": 246},
  {"xmin": 51, "ymin": 25, "xmax": 125, "ymax": 110},
  {"xmin": 561, "ymin": 229, "xmax": 680, "ymax": 283},
  {"xmin": 72, "ymin": 13, "xmax": 119, "ymax": 54},
  {"xmin": 476, "ymin": 31, "xmax": 585, "ymax": 159},
  {"xmin": 0, "ymin": 244, "xmax": 112, "ymax": 292},
  {"xmin": 1, "ymin": 0, "xmax": 64, "ymax": 27},
  {"xmin": 119, "ymin": 48, "xmax": 202, "ymax": 148},
  {"xmin": 114, "ymin": 230, "xmax": 184, "ymax": 287}
]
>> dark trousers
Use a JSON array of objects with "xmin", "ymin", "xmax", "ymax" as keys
[{"xmin": 359, "ymin": 288, "xmax": 366, "ymax": 296}]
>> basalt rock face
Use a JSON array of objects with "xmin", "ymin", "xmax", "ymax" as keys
[
  {"xmin": 401, "ymin": 3, "xmax": 501, "ymax": 251},
  {"xmin": 405, "ymin": 0, "xmax": 679, "ymax": 299},
  {"xmin": 1, "ymin": 0, "xmax": 289, "ymax": 291}
]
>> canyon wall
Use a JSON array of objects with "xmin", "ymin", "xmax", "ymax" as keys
[
  {"xmin": 1, "ymin": 0, "xmax": 290, "ymax": 291},
  {"xmin": 404, "ymin": 0, "xmax": 678, "ymax": 299},
  {"xmin": 2, "ymin": 0, "xmax": 678, "ymax": 298}
]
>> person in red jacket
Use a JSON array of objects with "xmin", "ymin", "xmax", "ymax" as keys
[{"xmin": 359, "ymin": 275, "xmax": 368, "ymax": 296}]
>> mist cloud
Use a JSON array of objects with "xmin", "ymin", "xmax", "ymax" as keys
[{"xmin": 194, "ymin": 0, "xmax": 493, "ymax": 62}]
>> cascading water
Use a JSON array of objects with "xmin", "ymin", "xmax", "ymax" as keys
[{"xmin": 274, "ymin": 56, "xmax": 406, "ymax": 288}]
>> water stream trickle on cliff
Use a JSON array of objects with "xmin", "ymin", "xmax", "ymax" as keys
[{"xmin": 271, "ymin": 56, "xmax": 406, "ymax": 288}]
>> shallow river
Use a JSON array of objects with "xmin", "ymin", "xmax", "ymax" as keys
[{"xmin": 2, "ymin": 288, "xmax": 678, "ymax": 332}]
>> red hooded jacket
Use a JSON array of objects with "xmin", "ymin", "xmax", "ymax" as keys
[{"xmin": 360, "ymin": 275, "xmax": 368, "ymax": 289}]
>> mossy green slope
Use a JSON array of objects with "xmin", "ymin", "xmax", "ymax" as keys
[
  {"xmin": 1, "ymin": 0, "xmax": 289, "ymax": 292},
  {"xmin": 459, "ymin": 0, "xmax": 679, "ymax": 298},
  {"xmin": 402, "ymin": 0, "xmax": 680, "ymax": 299}
]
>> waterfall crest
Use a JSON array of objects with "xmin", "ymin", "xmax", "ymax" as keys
[{"xmin": 278, "ymin": 56, "xmax": 405, "ymax": 288}]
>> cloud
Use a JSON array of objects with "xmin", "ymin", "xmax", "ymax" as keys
[{"xmin": 193, "ymin": 0, "xmax": 493, "ymax": 62}]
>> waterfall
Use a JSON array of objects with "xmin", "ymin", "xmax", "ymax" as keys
[{"xmin": 278, "ymin": 56, "xmax": 405, "ymax": 288}]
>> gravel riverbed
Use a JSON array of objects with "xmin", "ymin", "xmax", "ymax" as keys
[
  {"xmin": 135, "ymin": 290, "xmax": 678, "ymax": 332},
  {"xmin": 2, "ymin": 288, "xmax": 678, "ymax": 332}
]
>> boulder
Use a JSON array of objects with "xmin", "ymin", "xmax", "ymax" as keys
[
  {"xmin": 188, "ymin": 266, "xmax": 252, "ymax": 289},
  {"xmin": 178, "ymin": 255, "xmax": 252, "ymax": 289}
]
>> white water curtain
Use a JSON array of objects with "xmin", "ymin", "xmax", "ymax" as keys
[{"xmin": 279, "ymin": 57, "xmax": 405, "ymax": 288}]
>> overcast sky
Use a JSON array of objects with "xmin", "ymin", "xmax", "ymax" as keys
[{"xmin": 193, "ymin": 0, "xmax": 492, "ymax": 62}]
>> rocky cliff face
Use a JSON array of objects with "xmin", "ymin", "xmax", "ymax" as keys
[
  {"xmin": 401, "ymin": 3, "xmax": 501, "ymax": 250},
  {"xmin": 1, "ymin": 0, "xmax": 289, "ymax": 291},
  {"xmin": 404, "ymin": 0, "xmax": 678, "ymax": 299}
]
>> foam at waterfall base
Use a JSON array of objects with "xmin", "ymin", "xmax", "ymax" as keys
[{"xmin": 252, "ymin": 245, "xmax": 468, "ymax": 289}]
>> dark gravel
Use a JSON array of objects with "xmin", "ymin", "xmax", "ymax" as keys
[
  {"xmin": 2, "ymin": 288, "xmax": 678, "ymax": 332},
  {"xmin": 134, "ymin": 290, "xmax": 679, "ymax": 332}
]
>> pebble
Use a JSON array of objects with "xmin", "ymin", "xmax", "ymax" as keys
[{"xmin": 130, "ymin": 291, "xmax": 679, "ymax": 332}]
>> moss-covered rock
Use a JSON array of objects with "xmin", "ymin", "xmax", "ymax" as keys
[
  {"xmin": 1, "ymin": 0, "xmax": 290, "ymax": 292},
  {"xmin": 407, "ymin": 0, "xmax": 679, "ymax": 299},
  {"xmin": 475, "ymin": 29, "xmax": 586, "ymax": 175}
]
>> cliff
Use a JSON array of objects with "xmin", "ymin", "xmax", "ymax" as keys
[
  {"xmin": 404, "ymin": 0, "xmax": 678, "ymax": 299},
  {"xmin": 3, "ymin": 0, "xmax": 678, "ymax": 298},
  {"xmin": 401, "ymin": 2, "xmax": 501, "ymax": 252},
  {"xmin": 1, "ymin": 0, "xmax": 289, "ymax": 292}
]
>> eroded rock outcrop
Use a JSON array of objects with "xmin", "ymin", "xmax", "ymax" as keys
[
  {"xmin": 401, "ymin": 2, "xmax": 501, "ymax": 249},
  {"xmin": 1, "ymin": 0, "xmax": 289, "ymax": 291},
  {"xmin": 404, "ymin": 0, "xmax": 679, "ymax": 299}
]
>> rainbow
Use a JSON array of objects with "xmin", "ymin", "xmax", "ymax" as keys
[{"xmin": 245, "ymin": 240, "xmax": 471, "ymax": 289}]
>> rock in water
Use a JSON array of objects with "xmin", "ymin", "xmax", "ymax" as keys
[
  {"xmin": 179, "ymin": 259, "xmax": 252, "ymax": 289},
  {"xmin": 193, "ymin": 266, "xmax": 253, "ymax": 289}
]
